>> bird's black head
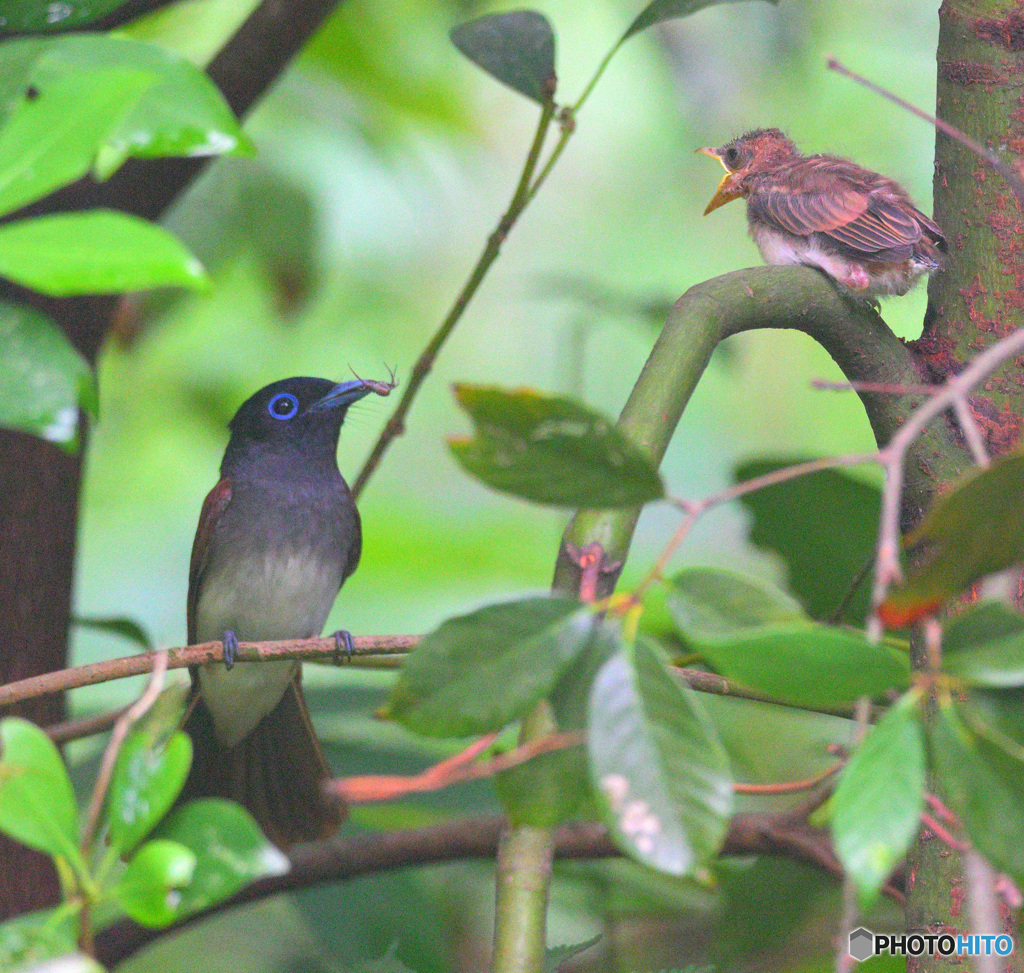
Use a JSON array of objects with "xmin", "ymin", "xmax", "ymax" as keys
[{"xmin": 221, "ymin": 376, "xmax": 372, "ymax": 477}]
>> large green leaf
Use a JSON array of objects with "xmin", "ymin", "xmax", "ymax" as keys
[
  {"xmin": 0, "ymin": 210, "xmax": 207, "ymax": 296},
  {"xmin": 943, "ymin": 602, "xmax": 1024, "ymax": 688},
  {"xmin": 831, "ymin": 692, "xmax": 925, "ymax": 905},
  {"xmin": 106, "ymin": 687, "xmax": 193, "ymax": 856},
  {"xmin": 389, "ymin": 597, "xmax": 594, "ymax": 737},
  {"xmin": 0, "ymin": 64, "xmax": 153, "ymax": 217},
  {"xmin": 0, "ymin": 718, "xmax": 82, "ymax": 865},
  {"xmin": 666, "ymin": 566, "xmax": 804, "ymax": 641},
  {"xmin": 930, "ymin": 700, "xmax": 1024, "ymax": 883},
  {"xmin": 450, "ymin": 11, "xmax": 556, "ymax": 105},
  {"xmin": 0, "ymin": 906, "xmax": 80, "ymax": 972},
  {"xmin": 155, "ymin": 799, "xmax": 288, "ymax": 915},
  {"xmin": 0, "ymin": 300, "xmax": 93, "ymax": 446},
  {"xmin": 0, "ymin": 0, "xmax": 131, "ymax": 32},
  {"xmin": 587, "ymin": 639, "xmax": 733, "ymax": 875},
  {"xmin": 114, "ymin": 839, "xmax": 197, "ymax": 928},
  {"xmin": 623, "ymin": 0, "xmax": 779, "ymax": 41},
  {"xmin": 449, "ymin": 384, "xmax": 664, "ymax": 508},
  {"xmin": 736, "ymin": 460, "xmax": 880, "ymax": 624},
  {"xmin": 881, "ymin": 452, "xmax": 1024, "ymax": 627},
  {"xmin": 692, "ymin": 623, "xmax": 908, "ymax": 709}
]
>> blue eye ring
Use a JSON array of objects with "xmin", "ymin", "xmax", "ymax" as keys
[{"xmin": 267, "ymin": 392, "xmax": 299, "ymax": 420}]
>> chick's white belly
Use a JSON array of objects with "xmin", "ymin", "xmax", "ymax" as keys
[{"xmin": 196, "ymin": 549, "xmax": 341, "ymax": 747}]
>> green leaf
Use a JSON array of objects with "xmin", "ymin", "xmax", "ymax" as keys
[
  {"xmin": 831, "ymin": 692, "xmax": 925, "ymax": 905},
  {"xmin": 114, "ymin": 839, "xmax": 196, "ymax": 928},
  {"xmin": 0, "ymin": 300, "xmax": 92, "ymax": 446},
  {"xmin": 588, "ymin": 639, "xmax": 733, "ymax": 875},
  {"xmin": 930, "ymin": 700, "xmax": 1024, "ymax": 882},
  {"xmin": 154, "ymin": 799, "xmax": 288, "ymax": 915},
  {"xmin": 389, "ymin": 597, "xmax": 594, "ymax": 737},
  {"xmin": 544, "ymin": 935, "xmax": 602, "ymax": 972},
  {"xmin": 0, "ymin": 718, "xmax": 81, "ymax": 864},
  {"xmin": 0, "ymin": 64, "xmax": 153, "ymax": 217},
  {"xmin": 666, "ymin": 566, "xmax": 804, "ymax": 641},
  {"xmin": 736, "ymin": 460, "xmax": 880, "ymax": 624},
  {"xmin": 449, "ymin": 384, "xmax": 664, "ymax": 508},
  {"xmin": 881, "ymin": 452, "xmax": 1024, "ymax": 627},
  {"xmin": 72, "ymin": 615, "xmax": 152, "ymax": 651},
  {"xmin": 450, "ymin": 11, "xmax": 556, "ymax": 105},
  {"xmin": 624, "ymin": 0, "xmax": 780, "ymax": 41},
  {"xmin": 694, "ymin": 623, "xmax": 909, "ymax": 709},
  {"xmin": 0, "ymin": 210, "xmax": 207, "ymax": 296},
  {"xmin": 0, "ymin": 906, "xmax": 79, "ymax": 971},
  {"xmin": 0, "ymin": 0, "xmax": 132, "ymax": 32},
  {"xmin": 106, "ymin": 687, "xmax": 193, "ymax": 856},
  {"xmin": 943, "ymin": 602, "xmax": 1024, "ymax": 688}
]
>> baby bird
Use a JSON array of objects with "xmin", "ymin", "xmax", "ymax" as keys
[{"xmin": 698, "ymin": 128, "xmax": 946, "ymax": 297}]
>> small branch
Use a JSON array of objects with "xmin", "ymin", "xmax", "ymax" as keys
[
  {"xmin": 46, "ymin": 709, "xmax": 126, "ymax": 745},
  {"xmin": 0, "ymin": 635, "xmax": 418, "ymax": 709},
  {"xmin": 964, "ymin": 851, "xmax": 1003, "ymax": 973},
  {"xmin": 952, "ymin": 395, "xmax": 990, "ymax": 468},
  {"xmin": 734, "ymin": 759, "xmax": 843, "ymax": 796}
]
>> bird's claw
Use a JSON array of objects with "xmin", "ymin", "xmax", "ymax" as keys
[
  {"xmin": 223, "ymin": 630, "xmax": 239, "ymax": 670},
  {"xmin": 332, "ymin": 629, "xmax": 354, "ymax": 665}
]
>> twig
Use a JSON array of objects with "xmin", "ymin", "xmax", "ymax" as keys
[
  {"xmin": 81, "ymin": 653, "xmax": 169, "ymax": 852},
  {"xmin": 47, "ymin": 708, "xmax": 126, "ymax": 745},
  {"xmin": 812, "ymin": 378, "xmax": 941, "ymax": 396},
  {"xmin": 0, "ymin": 635, "xmax": 419, "ymax": 709},
  {"xmin": 964, "ymin": 851, "xmax": 1003, "ymax": 973},
  {"xmin": 952, "ymin": 395, "xmax": 991, "ymax": 468},
  {"xmin": 827, "ymin": 556, "xmax": 874, "ymax": 625},
  {"xmin": 734, "ymin": 759, "xmax": 843, "ymax": 796}
]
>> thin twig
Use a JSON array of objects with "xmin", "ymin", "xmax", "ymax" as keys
[
  {"xmin": 952, "ymin": 395, "xmax": 991, "ymax": 468},
  {"xmin": 734, "ymin": 759, "xmax": 843, "ymax": 796},
  {"xmin": 812, "ymin": 378, "xmax": 940, "ymax": 396},
  {"xmin": 47, "ymin": 708, "xmax": 127, "ymax": 745},
  {"xmin": 964, "ymin": 851, "xmax": 1003, "ymax": 973}
]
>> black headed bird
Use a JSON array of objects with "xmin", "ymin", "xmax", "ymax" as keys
[
  {"xmin": 182, "ymin": 376, "xmax": 385, "ymax": 848},
  {"xmin": 698, "ymin": 128, "xmax": 946, "ymax": 297}
]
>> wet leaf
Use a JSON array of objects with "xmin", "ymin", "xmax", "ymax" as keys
[
  {"xmin": 449, "ymin": 384, "xmax": 664, "ymax": 508},
  {"xmin": 0, "ymin": 0, "xmax": 132, "ymax": 32},
  {"xmin": 450, "ymin": 10, "xmax": 555, "ymax": 105}
]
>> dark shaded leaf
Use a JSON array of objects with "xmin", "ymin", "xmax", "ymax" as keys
[
  {"xmin": 449, "ymin": 384, "xmax": 664, "ymax": 508},
  {"xmin": 930, "ymin": 700, "xmax": 1024, "ymax": 882},
  {"xmin": 624, "ymin": 0, "xmax": 779, "ymax": 41},
  {"xmin": 389, "ymin": 597, "xmax": 593, "ymax": 737},
  {"xmin": 73, "ymin": 614, "xmax": 152, "ymax": 650},
  {"xmin": 666, "ymin": 566, "xmax": 804, "ymax": 641},
  {"xmin": 0, "ymin": 300, "xmax": 92, "ymax": 447},
  {"xmin": 450, "ymin": 11, "xmax": 555, "ymax": 105},
  {"xmin": 831, "ymin": 692, "xmax": 925, "ymax": 905},
  {"xmin": 880, "ymin": 452, "xmax": 1024, "ymax": 627},
  {"xmin": 114, "ymin": 839, "xmax": 196, "ymax": 928},
  {"xmin": 588, "ymin": 639, "xmax": 733, "ymax": 875},
  {"xmin": 0, "ymin": 0, "xmax": 132, "ymax": 32},
  {"xmin": 0, "ymin": 718, "xmax": 81, "ymax": 864},
  {"xmin": 736, "ymin": 460, "xmax": 880, "ymax": 624},
  {"xmin": 155, "ymin": 799, "xmax": 288, "ymax": 915},
  {"xmin": 943, "ymin": 602, "xmax": 1024, "ymax": 688},
  {"xmin": 0, "ymin": 210, "xmax": 207, "ymax": 296}
]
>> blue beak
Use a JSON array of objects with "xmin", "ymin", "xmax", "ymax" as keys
[{"xmin": 307, "ymin": 379, "xmax": 373, "ymax": 414}]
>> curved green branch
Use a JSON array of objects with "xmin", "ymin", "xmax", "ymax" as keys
[{"xmin": 553, "ymin": 265, "xmax": 970, "ymax": 597}]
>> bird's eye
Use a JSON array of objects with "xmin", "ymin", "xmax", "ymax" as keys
[
  {"xmin": 724, "ymin": 146, "xmax": 741, "ymax": 167},
  {"xmin": 267, "ymin": 392, "xmax": 299, "ymax": 420}
]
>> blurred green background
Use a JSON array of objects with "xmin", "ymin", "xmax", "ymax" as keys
[{"xmin": 69, "ymin": 0, "xmax": 935, "ymax": 968}]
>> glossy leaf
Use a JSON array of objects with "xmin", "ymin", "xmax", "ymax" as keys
[
  {"xmin": 449, "ymin": 384, "xmax": 664, "ymax": 508},
  {"xmin": 588, "ymin": 639, "xmax": 733, "ymax": 875},
  {"xmin": 155, "ymin": 799, "xmax": 288, "ymax": 914},
  {"xmin": 666, "ymin": 566, "xmax": 804, "ymax": 641},
  {"xmin": 0, "ymin": 906, "xmax": 80, "ymax": 972},
  {"xmin": 880, "ymin": 452, "xmax": 1024, "ymax": 627},
  {"xmin": 390, "ymin": 597, "xmax": 594, "ymax": 737},
  {"xmin": 831, "ymin": 692, "xmax": 925, "ymax": 905},
  {"xmin": 624, "ymin": 0, "xmax": 779, "ymax": 40},
  {"xmin": 694, "ymin": 623, "xmax": 908, "ymax": 708},
  {"xmin": 72, "ymin": 614, "xmax": 153, "ymax": 650},
  {"xmin": 450, "ymin": 11, "xmax": 556, "ymax": 105},
  {"xmin": 736, "ymin": 460, "xmax": 880, "ymax": 624},
  {"xmin": 0, "ymin": 210, "xmax": 207, "ymax": 296},
  {"xmin": 943, "ymin": 602, "xmax": 1024, "ymax": 688},
  {"xmin": 114, "ymin": 839, "xmax": 196, "ymax": 928},
  {"xmin": 0, "ymin": 300, "xmax": 92, "ymax": 446},
  {"xmin": 0, "ymin": 718, "xmax": 81, "ymax": 863},
  {"xmin": 930, "ymin": 700, "xmax": 1024, "ymax": 882},
  {"xmin": 0, "ymin": 64, "xmax": 153, "ymax": 217},
  {"xmin": 0, "ymin": 0, "xmax": 131, "ymax": 32},
  {"xmin": 106, "ymin": 688, "xmax": 192, "ymax": 856}
]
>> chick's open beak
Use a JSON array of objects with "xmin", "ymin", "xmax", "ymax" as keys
[{"xmin": 697, "ymin": 146, "xmax": 744, "ymax": 215}]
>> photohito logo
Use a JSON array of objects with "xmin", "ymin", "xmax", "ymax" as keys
[{"xmin": 848, "ymin": 927, "xmax": 1014, "ymax": 962}]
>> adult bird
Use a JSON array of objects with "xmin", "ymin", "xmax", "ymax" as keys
[
  {"xmin": 698, "ymin": 128, "xmax": 946, "ymax": 297},
  {"xmin": 182, "ymin": 376, "xmax": 384, "ymax": 848}
]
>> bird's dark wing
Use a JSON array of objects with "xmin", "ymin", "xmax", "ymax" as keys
[{"xmin": 187, "ymin": 478, "xmax": 233, "ymax": 644}]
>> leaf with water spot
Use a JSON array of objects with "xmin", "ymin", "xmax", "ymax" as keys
[
  {"xmin": 113, "ymin": 839, "xmax": 197, "ymax": 928},
  {"xmin": 0, "ymin": 0, "xmax": 134, "ymax": 32},
  {"xmin": 449, "ymin": 384, "xmax": 664, "ymax": 508}
]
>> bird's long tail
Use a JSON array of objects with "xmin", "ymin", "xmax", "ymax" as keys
[{"xmin": 181, "ymin": 676, "xmax": 346, "ymax": 849}]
